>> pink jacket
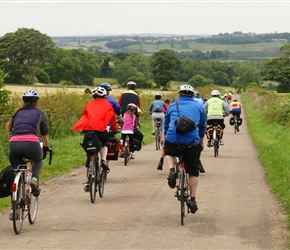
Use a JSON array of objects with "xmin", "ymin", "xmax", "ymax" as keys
[{"xmin": 122, "ymin": 112, "xmax": 137, "ymax": 132}]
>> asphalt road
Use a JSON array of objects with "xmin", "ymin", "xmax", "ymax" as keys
[{"xmin": 0, "ymin": 98, "xmax": 289, "ymax": 249}]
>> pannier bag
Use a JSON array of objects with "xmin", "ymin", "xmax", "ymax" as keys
[
  {"xmin": 107, "ymin": 138, "xmax": 120, "ymax": 161},
  {"xmin": 0, "ymin": 165, "xmax": 14, "ymax": 198},
  {"xmin": 175, "ymin": 115, "xmax": 196, "ymax": 135},
  {"xmin": 82, "ymin": 131, "xmax": 101, "ymax": 152},
  {"xmin": 134, "ymin": 128, "xmax": 144, "ymax": 151},
  {"xmin": 229, "ymin": 117, "xmax": 235, "ymax": 126},
  {"xmin": 206, "ymin": 124, "xmax": 223, "ymax": 140},
  {"xmin": 237, "ymin": 118, "xmax": 243, "ymax": 126}
]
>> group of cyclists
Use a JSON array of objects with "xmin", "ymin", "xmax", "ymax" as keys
[{"xmin": 5, "ymin": 81, "xmax": 242, "ymax": 220}]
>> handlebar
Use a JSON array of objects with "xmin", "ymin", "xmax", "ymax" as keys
[{"xmin": 47, "ymin": 146, "xmax": 53, "ymax": 165}]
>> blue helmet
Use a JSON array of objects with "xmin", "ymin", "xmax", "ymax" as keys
[{"xmin": 100, "ymin": 83, "xmax": 112, "ymax": 91}]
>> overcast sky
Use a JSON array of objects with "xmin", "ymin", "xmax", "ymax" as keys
[{"xmin": 0, "ymin": 1, "xmax": 290, "ymax": 37}]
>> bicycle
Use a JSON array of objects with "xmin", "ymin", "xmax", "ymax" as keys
[
  {"xmin": 233, "ymin": 114, "xmax": 239, "ymax": 134},
  {"xmin": 174, "ymin": 148, "xmax": 190, "ymax": 225},
  {"xmin": 207, "ymin": 122, "xmax": 221, "ymax": 157},
  {"xmin": 85, "ymin": 146, "xmax": 107, "ymax": 202},
  {"xmin": 11, "ymin": 146, "xmax": 53, "ymax": 234},
  {"xmin": 154, "ymin": 118, "xmax": 162, "ymax": 150},
  {"xmin": 123, "ymin": 135, "xmax": 131, "ymax": 166}
]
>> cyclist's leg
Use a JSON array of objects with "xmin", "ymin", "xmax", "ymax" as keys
[
  {"xmin": 151, "ymin": 113, "xmax": 156, "ymax": 135},
  {"xmin": 128, "ymin": 134, "xmax": 135, "ymax": 159},
  {"xmin": 164, "ymin": 141, "xmax": 179, "ymax": 188},
  {"xmin": 157, "ymin": 142, "xmax": 166, "ymax": 170},
  {"xmin": 96, "ymin": 131, "xmax": 110, "ymax": 172},
  {"xmin": 184, "ymin": 145, "xmax": 200, "ymax": 213}
]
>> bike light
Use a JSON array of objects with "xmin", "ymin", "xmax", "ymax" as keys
[{"xmin": 12, "ymin": 183, "xmax": 16, "ymax": 192}]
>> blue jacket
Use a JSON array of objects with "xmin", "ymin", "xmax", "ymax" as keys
[
  {"xmin": 106, "ymin": 96, "xmax": 121, "ymax": 115},
  {"xmin": 164, "ymin": 96, "xmax": 206, "ymax": 146}
]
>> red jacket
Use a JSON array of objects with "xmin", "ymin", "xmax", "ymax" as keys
[{"xmin": 73, "ymin": 98, "xmax": 118, "ymax": 132}]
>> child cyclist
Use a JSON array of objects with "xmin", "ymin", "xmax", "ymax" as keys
[{"xmin": 120, "ymin": 103, "xmax": 138, "ymax": 159}]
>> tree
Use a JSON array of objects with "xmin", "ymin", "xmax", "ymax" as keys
[
  {"xmin": 264, "ymin": 44, "xmax": 290, "ymax": 92},
  {"xmin": 150, "ymin": 49, "xmax": 180, "ymax": 89},
  {"xmin": 0, "ymin": 28, "xmax": 55, "ymax": 84},
  {"xmin": 232, "ymin": 64, "xmax": 261, "ymax": 92},
  {"xmin": 188, "ymin": 74, "xmax": 213, "ymax": 87}
]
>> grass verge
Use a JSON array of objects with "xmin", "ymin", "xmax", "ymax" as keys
[{"xmin": 242, "ymin": 92, "xmax": 290, "ymax": 238}]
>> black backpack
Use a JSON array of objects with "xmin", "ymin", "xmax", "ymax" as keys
[{"xmin": 0, "ymin": 165, "xmax": 14, "ymax": 198}]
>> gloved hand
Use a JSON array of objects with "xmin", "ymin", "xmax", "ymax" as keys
[{"xmin": 43, "ymin": 146, "xmax": 49, "ymax": 160}]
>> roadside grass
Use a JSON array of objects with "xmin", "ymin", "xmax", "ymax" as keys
[{"xmin": 242, "ymin": 92, "xmax": 290, "ymax": 234}]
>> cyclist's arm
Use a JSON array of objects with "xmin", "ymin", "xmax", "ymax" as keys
[{"xmin": 42, "ymin": 134, "xmax": 49, "ymax": 148}]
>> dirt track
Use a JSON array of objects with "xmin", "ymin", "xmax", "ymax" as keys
[{"xmin": 0, "ymin": 95, "xmax": 289, "ymax": 249}]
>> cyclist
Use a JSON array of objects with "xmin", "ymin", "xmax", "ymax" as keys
[
  {"xmin": 164, "ymin": 84, "xmax": 206, "ymax": 213},
  {"xmin": 7, "ymin": 90, "xmax": 49, "ymax": 195},
  {"xmin": 203, "ymin": 90, "xmax": 230, "ymax": 147},
  {"xmin": 230, "ymin": 99, "xmax": 242, "ymax": 132},
  {"xmin": 194, "ymin": 91, "xmax": 205, "ymax": 105},
  {"xmin": 118, "ymin": 81, "xmax": 141, "ymax": 119},
  {"xmin": 73, "ymin": 87, "xmax": 118, "ymax": 191},
  {"xmin": 149, "ymin": 93, "xmax": 167, "ymax": 142},
  {"xmin": 227, "ymin": 92, "xmax": 232, "ymax": 103},
  {"xmin": 162, "ymin": 98, "xmax": 171, "ymax": 113},
  {"xmin": 100, "ymin": 82, "xmax": 122, "ymax": 121},
  {"xmin": 119, "ymin": 103, "xmax": 138, "ymax": 159}
]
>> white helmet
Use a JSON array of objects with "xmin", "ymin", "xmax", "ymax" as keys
[
  {"xmin": 22, "ymin": 89, "xmax": 39, "ymax": 98},
  {"xmin": 127, "ymin": 81, "xmax": 137, "ymax": 90},
  {"xmin": 178, "ymin": 84, "xmax": 195, "ymax": 97},
  {"xmin": 22, "ymin": 89, "xmax": 39, "ymax": 103},
  {"xmin": 92, "ymin": 87, "xmax": 106, "ymax": 97},
  {"xmin": 211, "ymin": 90, "xmax": 220, "ymax": 96}
]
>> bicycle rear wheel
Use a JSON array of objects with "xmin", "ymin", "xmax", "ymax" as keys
[
  {"xmin": 98, "ymin": 169, "xmax": 106, "ymax": 198},
  {"xmin": 155, "ymin": 128, "xmax": 160, "ymax": 150},
  {"xmin": 28, "ymin": 192, "xmax": 39, "ymax": 224},
  {"xmin": 12, "ymin": 174, "xmax": 25, "ymax": 234},
  {"xmin": 124, "ymin": 146, "xmax": 129, "ymax": 166},
  {"xmin": 89, "ymin": 155, "xmax": 98, "ymax": 203},
  {"xmin": 180, "ymin": 169, "xmax": 185, "ymax": 225},
  {"xmin": 214, "ymin": 140, "xmax": 219, "ymax": 157}
]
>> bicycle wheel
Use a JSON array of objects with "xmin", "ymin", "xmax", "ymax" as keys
[
  {"xmin": 28, "ymin": 191, "xmax": 39, "ymax": 224},
  {"xmin": 124, "ymin": 146, "xmax": 129, "ymax": 166},
  {"xmin": 12, "ymin": 173, "xmax": 25, "ymax": 234},
  {"xmin": 98, "ymin": 169, "xmax": 106, "ymax": 198},
  {"xmin": 89, "ymin": 154, "xmax": 97, "ymax": 203},
  {"xmin": 155, "ymin": 128, "xmax": 160, "ymax": 150},
  {"xmin": 180, "ymin": 168, "xmax": 185, "ymax": 226},
  {"xmin": 214, "ymin": 140, "xmax": 219, "ymax": 157}
]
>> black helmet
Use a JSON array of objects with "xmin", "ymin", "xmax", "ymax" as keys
[
  {"xmin": 127, "ymin": 81, "xmax": 137, "ymax": 90},
  {"xmin": 164, "ymin": 98, "xmax": 170, "ymax": 104}
]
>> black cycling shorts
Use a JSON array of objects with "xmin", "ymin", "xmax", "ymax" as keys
[{"xmin": 164, "ymin": 141, "xmax": 201, "ymax": 177}]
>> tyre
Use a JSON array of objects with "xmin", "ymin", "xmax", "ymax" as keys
[
  {"xmin": 155, "ymin": 127, "xmax": 160, "ymax": 150},
  {"xmin": 12, "ymin": 174, "xmax": 25, "ymax": 234},
  {"xmin": 124, "ymin": 146, "xmax": 129, "ymax": 166},
  {"xmin": 89, "ymin": 155, "xmax": 97, "ymax": 203},
  {"xmin": 98, "ymin": 170, "xmax": 105, "ymax": 198},
  {"xmin": 180, "ymin": 168, "xmax": 185, "ymax": 226},
  {"xmin": 28, "ymin": 191, "xmax": 39, "ymax": 224},
  {"xmin": 214, "ymin": 141, "xmax": 219, "ymax": 157}
]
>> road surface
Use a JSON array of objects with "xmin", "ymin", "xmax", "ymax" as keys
[{"xmin": 0, "ymin": 98, "xmax": 289, "ymax": 249}]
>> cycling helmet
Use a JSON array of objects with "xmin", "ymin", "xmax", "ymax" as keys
[
  {"xmin": 164, "ymin": 98, "xmax": 170, "ymax": 104},
  {"xmin": 211, "ymin": 90, "xmax": 220, "ymax": 97},
  {"xmin": 127, "ymin": 103, "xmax": 137, "ymax": 111},
  {"xmin": 127, "ymin": 81, "xmax": 137, "ymax": 90},
  {"xmin": 178, "ymin": 85, "xmax": 195, "ymax": 97},
  {"xmin": 100, "ymin": 82, "xmax": 112, "ymax": 91},
  {"xmin": 233, "ymin": 99, "xmax": 238, "ymax": 102},
  {"xmin": 92, "ymin": 87, "xmax": 107, "ymax": 97},
  {"xmin": 155, "ymin": 93, "xmax": 162, "ymax": 100},
  {"xmin": 22, "ymin": 89, "xmax": 39, "ymax": 103}
]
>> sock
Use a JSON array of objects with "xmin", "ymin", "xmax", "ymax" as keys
[
  {"xmin": 170, "ymin": 168, "xmax": 175, "ymax": 173},
  {"xmin": 191, "ymin": 197, "xmax": 196, "ymax": 203},
  {"xmin": 160, "ymin": 157, "xmax": 164, "ymax": 162}
]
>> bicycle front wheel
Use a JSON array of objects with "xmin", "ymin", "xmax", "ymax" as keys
[
  {"xmin": 12, "ymin": 174, "xmax": 25, "ymax": 234},
  {"xmin": 28, "ymin": 192, "xmax": 39, "ymax": 224},
  {"xmin": 180, "ymin": 169, "xmax": 185, "ymax": 226}
]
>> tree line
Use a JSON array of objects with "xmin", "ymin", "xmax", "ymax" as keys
[{"xmin": 0, "ymin": 28, "xmax": 290, "ymax": 93}]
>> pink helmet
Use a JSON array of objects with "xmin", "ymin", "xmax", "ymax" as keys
[{"xmin": 127, "ymin": 103, "xmax": 137, "ymax": 111}]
